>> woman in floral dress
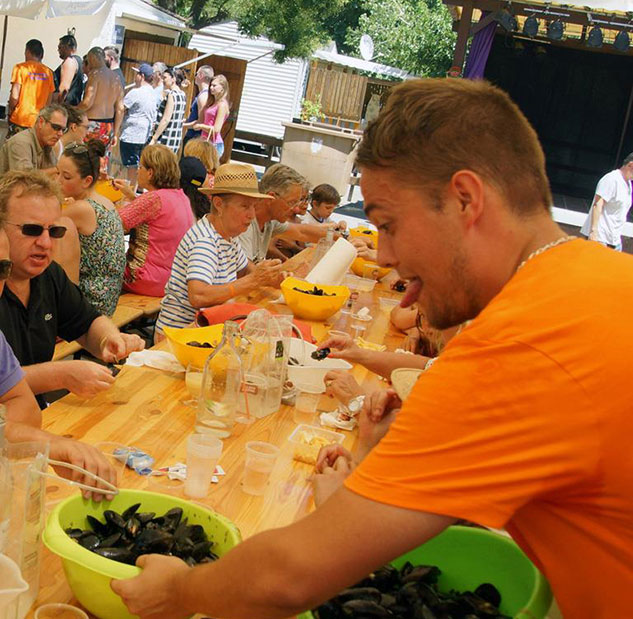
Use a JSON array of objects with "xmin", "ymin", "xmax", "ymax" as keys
[{"xmin": 54, "ymin": 139, "xmax": 126, "ymax": 316}]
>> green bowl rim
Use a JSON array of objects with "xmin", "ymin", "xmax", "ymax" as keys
[{"xmin": 43, "ymin": 489, "xmax": 242, "ymax": 579}]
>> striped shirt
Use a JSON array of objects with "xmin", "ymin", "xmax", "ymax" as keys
[{"xmin": 156, "ymin": 217, "xmax": 248, "ymax": 331}]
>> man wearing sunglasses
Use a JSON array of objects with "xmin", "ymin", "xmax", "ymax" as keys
[
  {"xmin": 0, "ymin": 103, "xmax": 66, "ymax": 177},
  {"xmin": 0, "ymin": 226, "xmax": 118, "ymax": 500},
  {"xmin": 0, "ymin": 170, "xmax": 144, "ymax": 407}
]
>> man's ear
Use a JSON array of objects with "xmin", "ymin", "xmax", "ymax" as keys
[{"xmin": 449, "ymin": 170, "xmax": 485, "ymax": 228}]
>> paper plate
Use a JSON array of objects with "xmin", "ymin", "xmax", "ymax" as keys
[{"xmin": 390, "ymin": 367, "xmax": 423, "ymax": 400}]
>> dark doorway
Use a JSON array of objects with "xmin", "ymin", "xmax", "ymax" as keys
[{"xmin": 484, "ymin": 38, "xmax": 633, "ymax": 205}]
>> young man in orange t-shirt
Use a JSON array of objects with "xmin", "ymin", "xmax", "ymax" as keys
[
  {"xmin": 110, "ymin": 80, "xmax": 633, "ymax": 619},
  {"xmin": 8, "ymin": 39, "xmax": 55, "ymax": 136}
]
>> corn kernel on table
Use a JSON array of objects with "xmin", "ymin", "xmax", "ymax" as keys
[{"xmin": 29, "ymin": 253, "xmax": 405, "ymax": 618}]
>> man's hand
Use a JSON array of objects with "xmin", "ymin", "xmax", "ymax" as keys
[
  {"xmin": 61, "ymin": 360, "xmax": 116, "ymax": 397},
  {"xmin": 323, "ymin": 370, "xmax": 364, "ymax": 405},
  {"xmin": 589, "ymin": 230, "xmax": 599, "ymax": 241},
  {"xmin": 100, "ymin": 333, "xmax": 145, "ymax": 363},
  {"xmin": 112, "ymin": 554, "xmax": 191, "ymax": 619},
  {"xmin": 111, "ymin": 135, "xmax": 119, "ymax": 148},
  {"xmin": 311, "ymin": 445, "xmax": 354, "ymax": 507},
  {"xmin": 49, "ymin": 435, "xmax": 118, "ymax": 501},
  {"xmin": 318, "ymin": 333, "xmax": 363, "ymax": 364},
  {"xmin": 358, "ymin": 388, "xmax": 401, "ymax": 457},
  {"xmin": 251, "ymin": 259, "xmax": 283, "ymax": 288}
]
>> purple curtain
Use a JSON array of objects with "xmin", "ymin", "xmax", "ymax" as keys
[{"xmin": 464, "ymin": 12, "xmax": 497, "ymax": 79}]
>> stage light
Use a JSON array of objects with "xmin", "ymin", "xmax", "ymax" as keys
[
  {"xmin": 523, "ymin": 15, "xmax": 539, "ymax": 37},
  {"xmin": 587, "ymin": 26, "xmax": 603, "ymax": 47},
  {"xmin": 547, "ymin": 19, "xmax": 564, "ymax": 40},
  {"xmin": 498, "ymin": 10, "xmax": 518, "ymax": 32},
  {"xmin": 614, "ymin": 30, "xmax": 630, "ymax": 52}
]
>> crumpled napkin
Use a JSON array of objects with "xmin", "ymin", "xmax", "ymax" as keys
[
  {"xmin": 126, "ymin": 350, "xmax": 185, "ymax": 373},
  {"xmin": 320, "ymin": 410, "xmax": 357, "ymax": 431}
]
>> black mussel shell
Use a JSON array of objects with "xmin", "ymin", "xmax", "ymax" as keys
[
  {"xmin": 311, "ymin": 347, "xmax": 330, "ymax": 361},
  {"xmin": 86, "ymin": 515, "xmax": 110, "ymax": 537},
  {"xmin": 94, "ymin": 547, "xmax": 136, "ymax": 565}
]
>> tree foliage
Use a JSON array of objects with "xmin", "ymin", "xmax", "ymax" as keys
[
  {"xmin": 345, "ymin": 0, "xmax": 455, "ymax": 77},
  {"xmin": 154, "ymin": 0, "xmax": 455, "ymax": 76}
]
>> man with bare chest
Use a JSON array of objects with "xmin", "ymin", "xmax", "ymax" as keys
[{"xmin": 77, "ymin": 47, "xmax": 123, "ymax": 151}]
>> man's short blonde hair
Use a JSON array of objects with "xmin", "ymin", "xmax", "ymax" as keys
[
  {"xmin": 140, "ymin": 144, "xmax": 180, "ymax": 189},
  {"xmin": 183, "ymin": 139, "xmax": 220, "ymax": 174},
  {"xmin": 0, "ymin": 170, "xmax": 61, "ymax": 225},
  {"xmin": 260, "ymin": 164, "xmax": 307, "ymax": 198},
  {"xmin": 356, "ymin": 78, "xmax": 552, "ymax": 214}
]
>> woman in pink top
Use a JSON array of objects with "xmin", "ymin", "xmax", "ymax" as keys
[
  {"xmin": 115, "ymin": 144, "xmax": 194, "ymax": 296},
  {"xmin": 194, "ymin": 74, "xmax": 230, "ymax": 159}
]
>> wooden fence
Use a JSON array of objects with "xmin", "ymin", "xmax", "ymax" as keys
[{"xmin": 305, "ymin": 61, "xmax": 368, "ymax": 122}]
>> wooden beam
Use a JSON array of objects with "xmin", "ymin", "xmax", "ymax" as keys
[
  {"xmin": 452, "ymin": 0, "xmax": 474, "ymax": 72},
  {"xmin": 471, "ymin": 11, "xmax": 497, "ymax": 35}
]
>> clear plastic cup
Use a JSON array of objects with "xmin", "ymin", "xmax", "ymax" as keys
[
  {"xmin": 293, "ymin": 383, "xmax": 324, "ymax": 424},
  {"xmin": 242, "ymin": 441, "xmax": 280, "ymax": 496},
  {"xmin": 34, "ymin": 603, "xmax": 88, "ymax": 619},
  {"xmin": 184, "ymin": 434, "xmax": 223, "ymax": 499},
  {"xmin": 94, "ymin": 441, "xmax": 129, "ymax": 485}
]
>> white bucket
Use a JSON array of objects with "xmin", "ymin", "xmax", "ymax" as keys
[{"xmin": 0, "ymin": 554, "xmax": 28, "ymax": 619}]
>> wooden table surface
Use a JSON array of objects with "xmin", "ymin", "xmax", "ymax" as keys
[{"xmin": 31, "ymin": 253, "xmax": 405, "ymax": 617}]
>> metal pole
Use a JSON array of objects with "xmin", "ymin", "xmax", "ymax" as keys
[
  {"xmin": 615, "ymin": 82, "xmax": 633, "ymax": 168},
  {"xmin": 0, "ymin": 15, "xmax": 8, "ymax": 115}
]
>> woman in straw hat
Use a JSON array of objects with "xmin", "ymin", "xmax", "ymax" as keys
[{"xmin": 155, "ymin": 163, "xmax": 285, "ymax": 337}]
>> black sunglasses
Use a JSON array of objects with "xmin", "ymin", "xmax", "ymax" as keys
[
  {"xmin": 0, "ymin": 259, "xmax": 12, "ymax": 280},
  {"xmin": 6, "ymin": 222, "xmax": 67, "ymax": 238},
  {"xmin": 44, "ymin": 118, "xmax": 67, "ymax": 133}
]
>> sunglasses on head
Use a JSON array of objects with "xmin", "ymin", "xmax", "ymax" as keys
[
  {"xmin": 0, "ymin": 259, "xmax": 12, "ymax": 280},
  {"xmin": 64, "ymin": 142, "xmax": 89, "ymax": 155},
  {"xmin": 6, "ymin": 222, "xmax": 67, "ymax": 238}
]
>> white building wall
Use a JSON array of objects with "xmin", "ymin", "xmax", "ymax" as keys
[{"xmin": 189, "ymin": 21, "xmax": 308, "ymax": 139}]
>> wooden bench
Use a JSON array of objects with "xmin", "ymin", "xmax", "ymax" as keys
[
  {"xmin": 117, "ymin": 293, "xmax": 163, "ymax": 318},
  {"xmin": 52, "ymin": 305, "xmax": 144, "ymax": 361}
]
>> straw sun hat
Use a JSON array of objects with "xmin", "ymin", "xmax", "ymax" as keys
[{"xmin": 199, "ymin": 163, "xmax": 272, "ymax": 199}]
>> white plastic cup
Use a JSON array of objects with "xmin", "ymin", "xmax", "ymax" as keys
[
  {"xmin": 294, "ymin": 383, "xmax": 324, "ymax": 424},
  {"xmin": 242, "ymin": 441, "xmax": 280, "ymax": 496},
  {"xmin": 184, "ymin": 434, "xmax": 223, "ymax": 499}
]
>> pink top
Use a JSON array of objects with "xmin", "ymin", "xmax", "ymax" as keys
[
  {"xmin": 119, "ymin": 188, "xmax": 194, "ymax": 297},
  {"xmin": 201, "ymin": 103, "xmax": 225, "ymax": 145}
]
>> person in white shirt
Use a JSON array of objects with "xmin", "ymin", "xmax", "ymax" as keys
[
  {"xmin": 581, "ymin": 153, "xmax": 633, "ymax": 250},
  {"xmin": 301, "ymin": 183, "xmax": 348, "ymax": 236}
]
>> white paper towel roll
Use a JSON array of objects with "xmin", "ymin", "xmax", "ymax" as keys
[{"xmin": 306, "ymin": 237, "xmax": 357, "ymax": 286}]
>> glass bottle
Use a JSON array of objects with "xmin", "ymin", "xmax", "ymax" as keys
[{"xmin": 196, "ymin": 321, "xmax": 242, "ymax": 438}]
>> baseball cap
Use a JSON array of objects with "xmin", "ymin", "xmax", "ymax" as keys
[
  {"xmin": 132, "ymin": 63, "xmax": 153, "ymax": 79},
  {"xmin": 180, "ymin": 156, "xmax": 207, "ymax": 188}
]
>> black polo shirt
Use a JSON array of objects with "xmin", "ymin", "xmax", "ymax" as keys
[{"xmin": 0, "ymin": 262, "xmax": 101, "ymax": 406}]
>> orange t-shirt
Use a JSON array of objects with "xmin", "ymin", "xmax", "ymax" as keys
[
  {"xmin": 346, "ymin": 239, "xmax": 633, "ymax": 617},
  {"xmin": 9, "ymin": 61, "xmax": 54, "ymax": 128}
]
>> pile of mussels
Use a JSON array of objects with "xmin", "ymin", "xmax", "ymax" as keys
[
  {"xmin": 313, "ymin": 562, "xmax": 509, "ymax": 619},
  {"xmin": 293, "ymin": 286, "xmax": 336, "ymax": 297},
  {"xmin": 65, "ymin": 504, "xmax": 219, "ymax": 567}
]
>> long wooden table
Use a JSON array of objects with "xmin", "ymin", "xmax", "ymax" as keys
[{"xmin": 31, "ymin": 259, "xmax": 405, "ymax": 617}]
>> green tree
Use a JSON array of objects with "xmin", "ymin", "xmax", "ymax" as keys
[{"xmin": 345, "ymin": 0, "xmax": 455, "ymax": 76}]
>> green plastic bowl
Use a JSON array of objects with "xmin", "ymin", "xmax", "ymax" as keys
[
  {"xmin": 43, "ymin": 489, "xmax": 241, "ymax": 619},
  {"xmin": 299, "ymin": 525, "xmax": 552, "ymax": 619}
]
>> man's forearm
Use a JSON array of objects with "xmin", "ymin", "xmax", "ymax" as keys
[
  {"xmin": 77, "ymin": 315, "xmax": 118, "ymax": 359},
  {"xmin": 188, "ymin": 275, "xmax": 255, "ymax": 309},
  {"xmin": 360, "ymin": 351, "xmax": 429, "ymax": 380},
  {"xmin": 24, "ymin": 362, "xmax": 66, "ymax": 395},
  {"xmin": 590, "ymin": 198, "xmax": 604, "ymax": 235}
]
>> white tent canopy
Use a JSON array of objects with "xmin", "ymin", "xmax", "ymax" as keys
[{"xmin": 0, "ymin": 0, "xmax": 111, "ymax": 19}]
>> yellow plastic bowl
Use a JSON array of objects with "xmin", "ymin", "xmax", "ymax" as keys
[
  {"xmin": 43, "ymin": 489, "xmax": 242, "ymax": 619},
  {"xmin": 163, "ymin": 324, "xmax": 224, "ymax": 368},
  {"xmin": 349, "ymin": 226, "xmax": 378, "ymax": 246},
  {"xmin": 281, "ymin": 277, "xmax": 349, "ymax": 321},
  {"xmin": 351, "ymin": 256, "xmax": 392, "ymax": 281}
]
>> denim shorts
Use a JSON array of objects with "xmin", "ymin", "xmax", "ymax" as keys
[{"xmin": 120, "ymin": 141, "xmax": 144, "ymax": 167}]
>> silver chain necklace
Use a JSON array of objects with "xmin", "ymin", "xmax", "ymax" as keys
[{"xmin": 516, "ymin": 236, "xmax": 576, "ymax": 272}]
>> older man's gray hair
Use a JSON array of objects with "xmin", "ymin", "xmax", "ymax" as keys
[
  {"xmin": 153, "ymin": 62, "xmax": 167, "ymax": 75},
  {"xmin": 260, "ymin": 164, "xmax": 308, "ymax": 197},
  {"xmin": 38, "ymin": 104, "xmax": 68, "ymax": 122}
]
